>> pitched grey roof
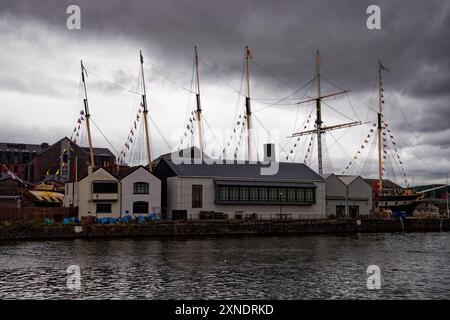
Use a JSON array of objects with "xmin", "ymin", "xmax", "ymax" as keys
[
  {"xmin": 336, "ymin": 175, "xmax": 359, "ymax": 185},
  {"xmin": 0, "ymin": 142, "xmax": 44, "ymax": 153},
  {"xmin": 161, "ymin": 156, "xmax": 323, "ymax": 181}
]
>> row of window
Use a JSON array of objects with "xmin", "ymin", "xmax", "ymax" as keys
[
  {"xmin": 216, "ymin": 185, "xmax": 315, "ymax": 204},
  {"xmin": 0, "ymin": 151, "xmax": 36, "ymax": 164},
  {"xmin": 92, "ymin": 182, "xmax": 150, "ymax": 194},
  {"xmin": 96, "ymin": 201, "xmax": 149, "ymax": 214}
]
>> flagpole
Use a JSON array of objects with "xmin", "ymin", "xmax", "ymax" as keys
[
  {"xmin": 140, "ymin": 50, "xmax": 153, "ymax": 171},
  {"xmin": 245, "ymin": 46, "xmax": 253, "ymax": 161},
  {"xmin": 377, "ymin": 61, "xmax": 384, "ymax": 194},
  {"xmin": 81, "ymin": 60, "xmax": 95, "ymax": 166},
  {"xmin": 446, "ymin": 174, "xmax": 449, "ymax": 218}
]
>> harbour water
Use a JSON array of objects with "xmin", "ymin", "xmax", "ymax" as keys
[{"xmin": 0, "ymin": 232, "xmax": 449, "ymax": 299}]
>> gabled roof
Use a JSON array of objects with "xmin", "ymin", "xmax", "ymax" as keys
[
  {"xmin": 68, "ymin": 166, "xmax": 118, "ymax": 182},
  {"xmin": 116, "ymin": 165, "xmax": 154, "ymax": 180},
  {"xmin": 336, "ymin": 175, "xmax": 359, "ymax": 186},
  {"xmin": 157, "ymin": 155, "xmax": 323, "ymax": 181}
]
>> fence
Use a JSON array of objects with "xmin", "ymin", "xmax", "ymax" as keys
[{"xmin": 0, "ymin": 207, "xmax": 78, "ymax": 222}]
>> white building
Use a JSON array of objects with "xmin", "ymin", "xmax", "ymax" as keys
[
  {"xmin": 119, "ymin": 166, "xmax": 161, "ymax": 217},
  {"xmin": 63, "ymin": 165, "xmax": 161, "ymax": 218},
  {"xmin": 322, "ymin": 174, "xmax": 372, "ymax": 218},
  {"xmin": 153, "ymin": 148, "xmax": 326, "ymax": 220},
  {"xmin": 64, "ymin": 166, "xmax": 120, "ymax": 217}
]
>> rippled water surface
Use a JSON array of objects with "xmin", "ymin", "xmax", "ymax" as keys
[{"xmin": 1, "ymin": 232, "xmax": 449, "ymax": 299}]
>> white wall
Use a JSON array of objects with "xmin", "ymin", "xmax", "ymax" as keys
[
  {"xmin": 347, "ymin": 177, "xmax": 372, "ymax": 215},
  {"xmin": 166, "ymin": 176, "xmax": 326, "ymax": 219},
  {"xmin": 323, "ymin": 175, "xmax": 372, "ymax": 217},
  {"xmin": 63, "ymin": 168, "xmax": 120, "ymax": 218},
  {"xmin": 120, "ymin": 167, "xmax": 161, "ymax": 216}
]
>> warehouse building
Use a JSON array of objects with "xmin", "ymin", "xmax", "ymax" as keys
[
  {"xmin": 153, "ymin": 147, "xmax": 326, "ymax": 220},
  {"xmin": 322, "ymin": 174, "xmax": 372, "ymax": 218}
]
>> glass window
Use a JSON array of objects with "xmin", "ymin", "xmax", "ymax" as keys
[
  {"xmin": 296, "ymin": 188, "xmax": 305, "ymax": 202},
  {"xmin": 279, "ymin": 188, "xmax": 287, "ymax": 202},
  {"xmin": 192, "ymin": 184, "xmax": 203, "ymax": 208},
  {"xmin": 133, "ymin": 182, "xmax": 149, "ymax": 194},
  {"xmin": 305, "ymin": 189, "xmax": 314, "ymax": 202},
  {"xmin": 249, "ymin": 187, "xmax": 258, "ymax": 201},
  {"xmin": 96, "ymin": 203, "xmax": 112, "ymax": 213},
  {"xmin": 268, "ymin": 188, "xmax": 278, "ymax": 202},
  {"xmin": 230, "ymin": 187, "xmax": 240, "ymax": 201},
  {"xmin": 93, "ymin": 182, "xmax": 118, "ymax": 193},
  {"xmin": 133, "ymin": 201, "xmax": 149, "ymax": 214},
  {"xmin": 259, "ymin": 187, "xmax": 268, "ymax": 201},
  {"xmin": 22, "ymin": 152, "xmax": 30, "ymax": 163},
  {"xmin": 219, "ymin": 186, "xmax": 229, "ymax": 201},
  {"xmin": 287, "ymin": 189, "xmax": 296, "ymax": 202},
  {"xmin": 240, "ymin": 187, "xmax": 249, "ymax": 201}
]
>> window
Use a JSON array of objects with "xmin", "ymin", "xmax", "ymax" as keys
[
  {"xmin": 259, "ymin": 187, "xmax": 268, "ymax": 201},
  {"xmin": 278, "ymin": 188, "xmax": 287, "ymax": 202},
  {"xmin": 93, "ymin": 181, "xmax": 118, "ymax": 193},
  {"xmin": 287, "ymin": 189, "xmax": 296, "ymax": 202},
  {"xmin": 133, "ymin": 201, "xmax": 149, "ymax": 214},
  {"xmin": 219, "ymin": 186, "xmax": 229, "ymax": 201},
  {"xmin": 192, "ymin": 184, "xmax": 203, "ymax": 208},
  {"xmin": 22, "ymin": 152, "xmax": 30, "ymax": 163},
  {"xmin": 96, "ymin": 203, "xmax": 112, "ymax": 213},
  {"xmin": 336, "ymin": 205, "xmax": 345, "ymax": 218},
  {"xmin": 305, "ymin": 189, "xmax": 314, "ymax": 202},
  {"xmin": 268, "ymin": 188, "xmax": 278, "ymax": 201},
  {"xmin": 214, "ymin": 184, "xmax": 316, "ymax": 205},
  {"xmin": 296, "ymin": 189, "xmax": 305, "ymax": 202},
  {"xmin": 133, "ymin": 182, "xmax": 149, "ymax": 194},
  {"xmin": 349, "ymin": 206, "xmax": 359, "ymax": 219},
  {"xmin": 240, "ymin": 187, "xmax": 249, "ymax": 201},
  {"xmin": 230, "ymin": 187, "xmax": 240, "ymax": 201},
  {"xmin": 249, "ymin": 187, "xmax": 258, "ymax": 201}
]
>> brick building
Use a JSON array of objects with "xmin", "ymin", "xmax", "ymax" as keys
[
  {"xmin": 0, "ymin": 142, "xmax": 47, "ymax": 180},
  {"xmin": 25, "ymin": 137, "xmax": 116, "ymax": 184}
]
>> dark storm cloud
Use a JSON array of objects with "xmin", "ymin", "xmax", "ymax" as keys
[
  {"xmin": 0, "ymin": 0, "xmax": 449, "ymax": 182},
  {"xmin": 1, "ymin": 0, "xmax": 448, "ymax": 92}
]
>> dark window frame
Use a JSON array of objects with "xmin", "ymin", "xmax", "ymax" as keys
[
  {"xmin": 96, "ymin": 203, "xmax": 112, "ymax": 213},
  {"xmin": 192, "ymin": 184, "xmax": 203, "ymax": 208},
  {"xmin": 133, "ymin": 201, "xmax": 149, "ymax": 214},
  {"xmin": 133, "ymin": 182, "xmax": 149, "ymax": 194},
  {"xmin": 92, "ymin": 181, "xmax": 118, "ymax": 193},
  {"xmin": 215, "ymin": 184, "xmax": 316, "ymax": 205}
]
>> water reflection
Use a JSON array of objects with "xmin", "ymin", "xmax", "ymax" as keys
[{"xmin": 0, "ymin": 233, "xmax": 449, "ymax": 299}]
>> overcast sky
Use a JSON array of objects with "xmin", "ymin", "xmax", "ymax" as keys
[{"xmin": 0, "ymin": 0, "xmax": 449, "ymax": 185}]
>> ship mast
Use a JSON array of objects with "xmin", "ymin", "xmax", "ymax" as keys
[
  {"xmin": 245, "ymin": 46, "xmax": 253, "ymax": 161},
  {"xmin": 194, "ymin": 46, "xmax": 205, "ymax": 160},
  {"xmin": 289, "ymin": 51, "xmax": 361, "ymax": 174},
  {"xmin": 315, "ymin": 50, "xmax": 323, "ymax": 174},
  {"xmin": 377, "ymin": 61, "xmax": 385, "ymax": 192},
  {"xmin": 140, "ymin": 50, "xmax": 153, "ymax": 171},
  {"xmin": 80, "ymin": 60, "xmax": 95, "ymax": 166}
]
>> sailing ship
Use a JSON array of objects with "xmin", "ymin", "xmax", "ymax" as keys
[{"xmin": 72, "ymin": 48, "xmax": 428, "ymax": 215}]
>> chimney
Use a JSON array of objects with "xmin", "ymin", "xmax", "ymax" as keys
[{"xmin": 263, "ymin": 143, "xmax": 276, "ymax": 163}]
